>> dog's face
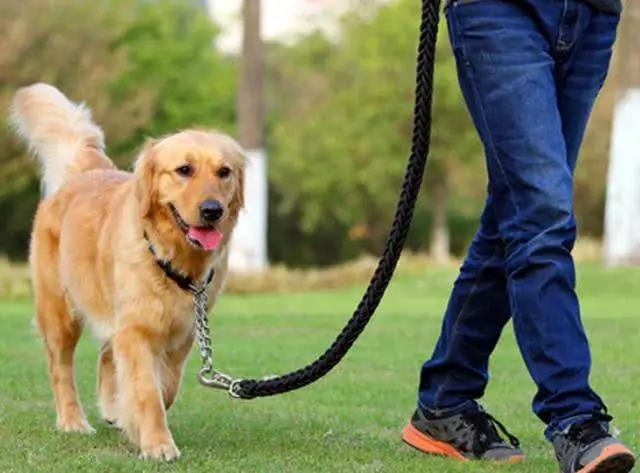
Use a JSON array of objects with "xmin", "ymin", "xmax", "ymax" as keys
[{"xmin": 135, "ymin": 130, "xmax": 244, "ymax": 251}]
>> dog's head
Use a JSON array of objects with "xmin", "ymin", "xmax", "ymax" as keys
[{"xmin": 135, "ymin": 130, "xmax": 245, "ymax": 251}]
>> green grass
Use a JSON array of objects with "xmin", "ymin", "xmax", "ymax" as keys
[{"xmin": 0, "ymin": 264, "xmax": 638, "ymax": 472}]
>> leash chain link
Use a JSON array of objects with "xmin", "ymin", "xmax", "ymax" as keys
[
  {"xmin": 192, "ymin": 286, "xmax": 214, "ymax": 373},
  {"xmin": 192, "ymin": 280, "xmax": 237, "ymax": 394}
]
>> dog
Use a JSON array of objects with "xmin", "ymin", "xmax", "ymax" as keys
[{"xmin": 10, "ymin": 83, "xmax": 245, "ymax": 460}]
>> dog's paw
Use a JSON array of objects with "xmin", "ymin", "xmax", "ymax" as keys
[
  {"xmin": 103, "ymin": 417, "xmax": 121, "ymax": 429},
  {"xmin": 139, "ymin": 440, "xmax": 181, "ymax": 461},
  {"xmin": 99, "ymin": 405, "xmax": 118, "ymax": 424},
  {"xmin": 56, "ymin": 416, "xmax": 96, "ymax": 434}
]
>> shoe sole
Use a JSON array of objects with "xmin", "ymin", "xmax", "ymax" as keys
[
  {"xmin": 578, "ymin": 444, "xmax": 636, "ymax": 473},
  {"xmin": 401, "ymin": 422, "xmax": 524, "ymax": 463}
]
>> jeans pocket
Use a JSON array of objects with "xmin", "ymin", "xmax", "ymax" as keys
[
  {"xmin": 448, "ymin": 0, "xmax": 551, "ymax": 71},
  {"xmin": 444, "ymin": 2, "xmax": 467, "ymax": 65},
  {"xmin": 451, "ymin": 0, "xmax": 486, "ymax": 5},
  {"xmin": 445, "ymin": 0, "xmax": 485, "ymax": 16}
]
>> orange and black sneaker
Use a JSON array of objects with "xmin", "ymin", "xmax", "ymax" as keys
[
  {"xmin": 552, "ymin": 417, "xmax": 635, "ymax": 473},
  {"xmin": 402, "ymin": 403, "xmax": 524, "ymax": 462}
]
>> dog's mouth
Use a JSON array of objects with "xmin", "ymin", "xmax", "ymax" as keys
[{"xmin": 169, "ymin": 204, "xmax": 223, "ymax": 251}]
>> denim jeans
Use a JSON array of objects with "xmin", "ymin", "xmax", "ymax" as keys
[{"xmin": 418, "ymin": 0, "xmax": 619, "ymax": 439}]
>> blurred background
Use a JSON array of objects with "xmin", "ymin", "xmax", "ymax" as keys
[
  {"xmin": 0, "ymin": 0, "xmax": 639, "ymax": 288},
  {"xmin": 2, "ymin": 4, "xmax": 640, "ymax": 468}
]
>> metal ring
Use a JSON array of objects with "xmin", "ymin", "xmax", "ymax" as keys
[{"xmin": 228, "ymin": 379, "xmax": 245, "ymax": 399}]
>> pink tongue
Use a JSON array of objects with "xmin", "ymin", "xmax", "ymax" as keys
[{"xmin": 187, "ymin": 227, "xmax": 223, "ymax": 250}]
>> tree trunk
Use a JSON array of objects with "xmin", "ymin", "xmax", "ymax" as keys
[
  {"xmin": 430, "ymin": 181, "xmax": 450, "ymax": 264},
  {"xmin": 238, "ymin": 0, "xmax": 263, "ymax": 149},
  {"xmin": 229, "ymin": 0, "xmax": 268, "ymax": 272}
]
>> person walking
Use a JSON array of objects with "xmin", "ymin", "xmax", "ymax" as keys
[{"xmin": 402, "ymin": 1, "xmax": 636, "ymax": 472}]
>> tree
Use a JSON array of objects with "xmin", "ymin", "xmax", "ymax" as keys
[
  {"xmin": 0, "ymin": 0, "xmax": 236, "ymax": 259},
  {"xmin": 229, "ymin": 0, "xmax": 269, "ymax": 272},
  {"xmin": 265, "ymin": 0, "xmax": 483, "ymax": 265},
  {"xmin": 109, "ymin": 0, "xmax": 237, "ymax": 153}
]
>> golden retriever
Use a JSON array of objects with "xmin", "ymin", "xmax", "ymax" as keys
[{"xmin": 10, "ymin": 83, "xmax": 245, "ymax": 460}]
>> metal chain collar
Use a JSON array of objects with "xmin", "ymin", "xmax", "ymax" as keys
[
  {"xmin": 192, "ymin": 281, "xmax": 243, "ymax": 397},
  {"xmin": 144, "ymin": 231, "xmax": 242, "ymax": 396}
]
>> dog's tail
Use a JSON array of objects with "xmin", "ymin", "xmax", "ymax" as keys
[{"xmin": 10, "ymin": 83, "xmax": 115, "ymax": 197}]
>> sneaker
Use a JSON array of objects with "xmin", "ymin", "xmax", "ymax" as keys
[
  {"xmin": 402, "ymin": 403, "xmax": 524, "ymax": 462},
  {"xmin": 552, "ymin": 417, "xmax": 635, "ymax": 473}
]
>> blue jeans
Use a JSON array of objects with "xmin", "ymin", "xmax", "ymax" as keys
[{"xmin": 418, "ymin": 0, "xmax": 619, "ymax": 439}]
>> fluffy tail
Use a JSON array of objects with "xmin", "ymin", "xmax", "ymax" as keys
[{"xmin": 10, "ymin": 83, "xmax": 115, "ymax": 197}]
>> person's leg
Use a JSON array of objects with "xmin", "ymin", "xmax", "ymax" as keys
[
  {"xmin": 542, "ymin": 4, "xmax": 621, "ymax": 437},
  {"xmin": 409, "ymin": 1, "xmax": 634, "ymax": 468},
  {"xmin": 417, "ymin": 0, "xmax": 525, "ymax": 410},
  {"xmin": 418, "ymin": 0, "xmax": 617, "ymax": 413},
  {"xmin": 419, "ymin": 196, "xmax": 510, "ymax": 410},
  {"xmin": 418, "ymin": 0, "xmax": 577, "ymax": 412},
  {"xmin": 440, "ymin": 0, "xmax": 605, "ymax": 429},
  {"xmin": 557, "ymin": 8, "xmax": 620, "ymax": 173},
  {"xmin": 408, "ymin": 4, "xmax": 551, "ymax": 460}
]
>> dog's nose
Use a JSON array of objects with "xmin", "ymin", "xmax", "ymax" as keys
[{"xmin": 199, "ymin": 200, "xmax": 224, "ymax": 223}]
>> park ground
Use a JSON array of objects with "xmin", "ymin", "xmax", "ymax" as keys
[{"xmin": 0, "ymin": 263, "xmax": 638, "ymax": 472}]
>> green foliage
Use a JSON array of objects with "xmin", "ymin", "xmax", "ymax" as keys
[
  {"xmin": 266, "ymin": 0, "xmax": 484, "ymax": 265},
  {"xmin": 108, "ymin": 0, "xmax": 236, "ymax": 154},
  {"xmin": 0, "ymin": 0, "xmax": 616, "ymax": 264},
  {"xmin": 0, "ymin": 0, "xmax": 236, "ymax": 258}
]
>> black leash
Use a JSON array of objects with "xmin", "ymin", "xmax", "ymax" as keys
[
  {"xmin": 229, "ymin": 0, "xmax": 441, "ymax": 400},
  {"xmin": 146, "ymin": 0, "xmax": 440, "ymax": 400}
]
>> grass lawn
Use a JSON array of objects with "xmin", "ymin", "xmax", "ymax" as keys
[{"xmin": 0, "ymin": 263, "xmax": 638, "ymax": 472}]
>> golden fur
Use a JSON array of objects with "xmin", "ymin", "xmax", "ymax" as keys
[{"xmin": 11, "ymin": 84, "xmax": 245, "ymax": 460}]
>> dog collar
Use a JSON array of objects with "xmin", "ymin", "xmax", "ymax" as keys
[{"xmin": 144, "ymin": 232, "xmax": 214, "ymax": 293}]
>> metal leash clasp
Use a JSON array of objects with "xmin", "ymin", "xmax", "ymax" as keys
[
  {"xmin": 197, "ymin": 364, "xmax": 233, "ymax": 390},
  {"xmin": 197, "ymin": 364, "xmax": 244, "ymax": 398}
]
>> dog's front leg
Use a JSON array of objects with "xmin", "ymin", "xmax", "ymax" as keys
[
  {"xmin": 113, "ymin": 325, "xmax": 180, "ymax": 461},
  {"xmin": 97, "ymin": 342, "xmax": 118, "ymax": 425},
  {"xmin": 161, "ymin": 333, "xmax": 194, "ymax": 411}
]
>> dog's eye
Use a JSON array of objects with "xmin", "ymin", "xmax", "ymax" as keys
[
  {"xmin": 218, "ymin": 166, "xmax": 231, "ymax": 179},
  {"xmin": 175, "ymin": 164, "xmax": 194, "ymax": 177}
]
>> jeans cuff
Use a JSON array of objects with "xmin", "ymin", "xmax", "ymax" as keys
[
  {"xmin": 544, "ymin": 413, "xmax": 610, "ymax": 441},
  {"xmin": 418, "ymin": 399, "xmax": 479, "ymax": 419}
]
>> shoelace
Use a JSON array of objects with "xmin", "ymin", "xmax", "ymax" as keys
[
  {"xmin": 462, "ymin": 409, "xmax": 521, "ymax": 456},
  {"xmin": 566, "ymin": 415, "xmax": 613, "ymax": 445}
]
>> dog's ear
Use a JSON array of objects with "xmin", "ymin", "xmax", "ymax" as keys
[
  {"xmin": 227, "ymin": 141, "xmax": 246, "ymax": 216},
  {"xmin": 232, "ymin": 164, "xmax": 245, "ymax": 213},
  {"xmin": 134, "ymin": 139, "xmax": 158, "ymax": 218}
]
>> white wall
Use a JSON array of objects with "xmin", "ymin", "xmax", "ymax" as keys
[
  {"xmin": 229, "ymin": 149, "xmax": 268, "ymax": 271},
  {"xmin": 604, "ymin": 88, "xmax": 640, "ymax": 265}
]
